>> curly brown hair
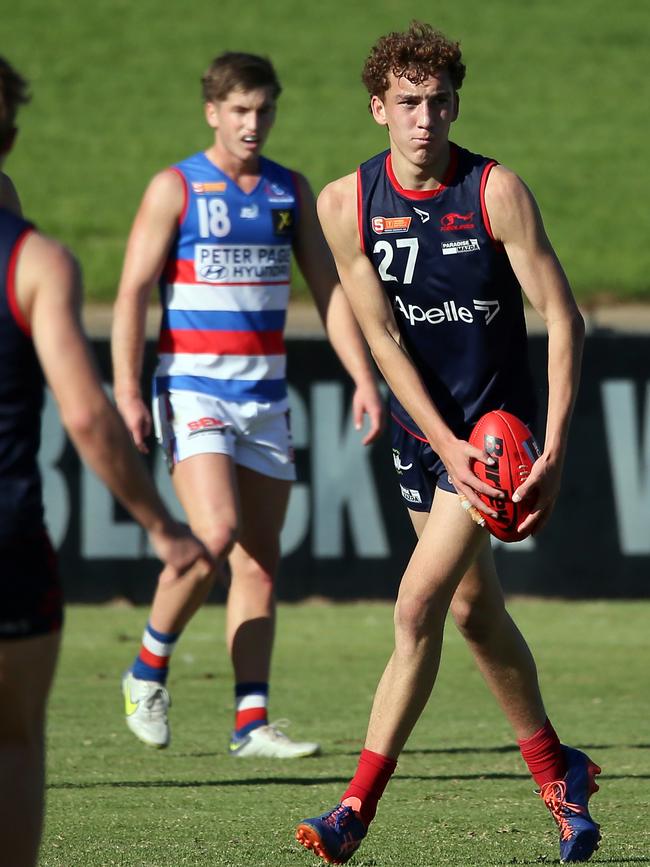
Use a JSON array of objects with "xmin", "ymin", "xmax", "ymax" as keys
[
  {"xmin": 0, "ymin": 57, "xmax": 30, "ymax": 151},
  {"xmin": 362, "ymin": 21, "xmax": 465, "ymax": 100},
  {"xmin": 201, "ymin": 52, "xmax": 281, "ymax": 103}
]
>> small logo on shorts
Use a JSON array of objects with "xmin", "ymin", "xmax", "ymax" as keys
[
  {"xmin": 392, "ymin": 449, "xmax": 413, "ymax": 474},
  {"xmin": 187, "ymin": 416, "xmax": 225, "ymax": 437},
  {"xmin": 400, "ymin": 484, "xmax": 422, "ymax": 504}
]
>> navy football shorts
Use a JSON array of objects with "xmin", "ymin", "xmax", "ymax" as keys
[
  {"xmin": 391, "ymin": 417, "xmax": 457, "ymax": 512},
  {"xmin": 0, "ymin": 530, "xmax": 63, "ymax": 639}
]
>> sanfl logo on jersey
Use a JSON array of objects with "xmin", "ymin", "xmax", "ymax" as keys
[
  {"xmin": 192, "ymin": 181, "xmax": 227, "ymax": 194},
  {"xmin": 413, "ymin": 207, "xmax": 430, "ymax": 223},
  {"xmin": 372, "ymin": 216, "xmax": 412, "ymax": 234},
  {"xmin": 240, "ymin": 204, "xmax": 259, "ymax": 219}
]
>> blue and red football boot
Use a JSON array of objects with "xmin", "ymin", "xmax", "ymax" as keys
[
  {"xmin": 540, "ymin": 745, "xmax": 601, "ymax": 863},
  {"xmin": 296, "ymin": 803, "xmax": 367, "ymax": 864}
]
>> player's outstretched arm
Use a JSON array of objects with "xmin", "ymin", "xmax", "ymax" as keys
[
  {"xmin": 485, "ymin": 166, "xmax": 585, "ymax": 533},
  {"xmin": 292, "ymin": 171, "xmax": 383, "ymax": 444},
  {"xmin": 20, "ymin": 233, "xmax": 213, "ymax": 582},
  {"xmin": 112, "ymin": 169, "xmax": 185, "ymax": 452},
  {"xmin": 317, "ymin": 176, "xmax": 500, "ymax": 515}
]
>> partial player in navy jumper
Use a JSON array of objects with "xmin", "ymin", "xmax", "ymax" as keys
[
  {"xmin": 296, "ymin": 22, "xmax": 601, "ymax": 864},
  {"xmin": 0, "ymin": 57, "xmax": 212, "ymax": 867},
  {"xmin": 112, "ymin": 52, "xmax": 383, "ymax": 757}
]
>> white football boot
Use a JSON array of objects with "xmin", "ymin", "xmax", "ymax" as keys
[
  {"xmin": 122, "ymin": 671, "xmax": 171, "ymax": 749},
  {"xmin": 229, "ymin": 720, "xmax": 320, "ymax": 758}
]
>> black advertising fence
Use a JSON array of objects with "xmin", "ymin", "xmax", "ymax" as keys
[{"xmin": 42, "ymin": 335, "xmax": 649, "ymax": 603}]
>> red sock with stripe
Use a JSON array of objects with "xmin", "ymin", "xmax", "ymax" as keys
[
  {"xmin": 341, "ymin": 749, "xmax": 397, "ymax": 827},
  {"xmin": 131, "ymin": 622, "xmax": 179, "ymax": 684},
  {"xmin": 518, "ymin": 718, "xmax": 567, "ymax": 787}
]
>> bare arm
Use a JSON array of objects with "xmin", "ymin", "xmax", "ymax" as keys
[
  {"xmin": 293, "ymin": 172, "xmax": 383, "ymax": 444},
  {"xmin": 317, "ymin": 175, "xmax": 498, "ymax": 511},
  {"xmin": 111, "ymin": 169, "xmax": 184, "ymax": 451},
  {"xmin": 0, "ymin": 172, "xmax": 22, "ymax": 215},
  {"xmin": 485, "ymin": 165, "xmax": 585, "ymax": 532},
  {"xmin": 17, "ymin": 233, "xmax": 211, "ymax": 581}
]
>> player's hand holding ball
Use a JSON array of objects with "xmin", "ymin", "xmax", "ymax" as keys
[{"xmin": 468, "ymin": 410, "xmax": 542, "ymax": 542}]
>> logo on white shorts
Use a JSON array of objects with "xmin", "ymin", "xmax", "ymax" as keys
[
  {"xmin": 400, "ymin": 485, "xmax": 422, "ymax": 504},
  {"xmin": 187, "ymin": 416, "xmax": 226, "ymax": 437}
]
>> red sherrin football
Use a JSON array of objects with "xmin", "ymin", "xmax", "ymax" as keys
[{"xmin": 469, "ymin": 410, "xmax": 540, "ymax": 543}]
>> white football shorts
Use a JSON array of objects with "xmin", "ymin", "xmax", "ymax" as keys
[{"xmin": 152, "ymin": 390, "xmax": 296, "ymax": 481}]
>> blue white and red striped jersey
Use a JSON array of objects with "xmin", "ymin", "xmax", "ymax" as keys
[
  {"xmin": 0, "ymin": 208, "xmax": 45, "ymax": 541},
  {"xmin": 154, "ymin": 152, "xmax": 299, "ymax": 406},
  {"xmin": 357, "ymin": 144, "xmax": 536, "ymax": 439}
]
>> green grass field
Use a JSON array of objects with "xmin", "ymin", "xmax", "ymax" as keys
[
  {"xmin": 40, "ymin": 600, "xmax": 649, "ymax": 866},
  {"xmin": 4, "ymin": 0, "xmax": 650, "ymax": 303}
]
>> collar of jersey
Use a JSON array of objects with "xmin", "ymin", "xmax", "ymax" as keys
[{"xmin": 385, "ymin": 144, "xmax": 457, "ymax": 200}]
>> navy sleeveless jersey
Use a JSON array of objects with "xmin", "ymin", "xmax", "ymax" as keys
[
  {"xmin": 358, "ymin": 144, "xmax": 536, "ymax": 439},
  {"xmin": 0, "ymin": 208, "xmax": 45, "ymax": 541}
]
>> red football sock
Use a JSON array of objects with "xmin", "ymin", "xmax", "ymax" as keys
[
  {"xmin": 342, "ymin": 749, "xmax": 397, "ymax": 827},
  {"xmin": 518, "ymin": 718, "xmax": 567, "ymax": 787}
]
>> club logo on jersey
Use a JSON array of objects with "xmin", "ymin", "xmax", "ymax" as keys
[
  {"xmin": 440, "ymin": 211, "xmax": 475, "ymax": 231},
  {"xmin": 192, "ymin": 181, "xmax": 227, "ymax": 194},
  {"xmin": 240, "ymin": 204, "xmax": 259, "ymax": 219},
  {"xmin": 372, "ymin": 216, "xmax": 412, "ymax": 234},
  {"xmin": 394, "ymin": 295, "xmax": 501, "ymax": 326},
  {"xmin": 413, "ymin": 207, "xmax": 430, "ymax": 223},
  {"xmin": 441, "ymin": 238, "xmax": 480, "ymax": 255},
  {"xmin": 400, "ymin": 484, "xmax": 422, "ymax": 504},
  {"xmin": 265, "ymin": 182, "xmax": 294, "ymax": 203},
  {"xmin": 272, "ymin": 208, "xmax": 294, "ymax": 235}
]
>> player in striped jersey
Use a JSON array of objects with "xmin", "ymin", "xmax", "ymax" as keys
[
  {"xmin": 113, "ymin": 52, "xmax": 383, "ymax": 757},
  {"xmin": 297, "ymin": 22, "xmax": 600, "ymax": 864},
  {"xmin": 0, "ymin": 58, "xmax": 212, "ymax": 867}
]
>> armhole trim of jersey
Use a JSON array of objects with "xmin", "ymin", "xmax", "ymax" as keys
[
  {"xmin": 7, "ymin": 227, "xmax": 34, "ymax": 337},
  {"xmin": 480, "ymin": 161, "xmax": 502, "ymax": 248},
  {"xmin": 169, "ymin": 166, "xmax": 189, "ymax": 224},
  {"xmin": 290, "ymin": 170, "xmax": 302, "ymax": 219},
  {"xmin": 356, "ymin": 168, "xmax": 365, "ymax": 254}
]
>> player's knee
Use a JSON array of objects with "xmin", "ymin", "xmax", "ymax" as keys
[
  {"xmin": 394, "ymin": 590, "xmax": 442, "ymax": 642},
  {"xmin": 200, "ymin": 521, "xmax": 239, "ymax": 560},
  {"xmin": 232, "ymin": 555, "xmax": 276, "ymax": 590},
  {"xmin": 451, "ymin": 595, "xmax": 502, "ymax": 644}
]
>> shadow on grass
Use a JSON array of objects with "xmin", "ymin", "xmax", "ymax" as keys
[
  {"xmin": 515, "ymin": 861, "xmax": 650, "ymax": 866},
  {"xmin": 47, "ymin": 768, "xmax": 650, "ymax": 790},
  {"xmin": 349, "ymin": 742, "xmax": 650, "ymax": 758},
  {"xmin": 182, "ymin": 743, "xmax": 650, "ymax": 760},
  {"xmin": 591, "ymin": 861, "xmax": 650, "ymax": 865}
]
